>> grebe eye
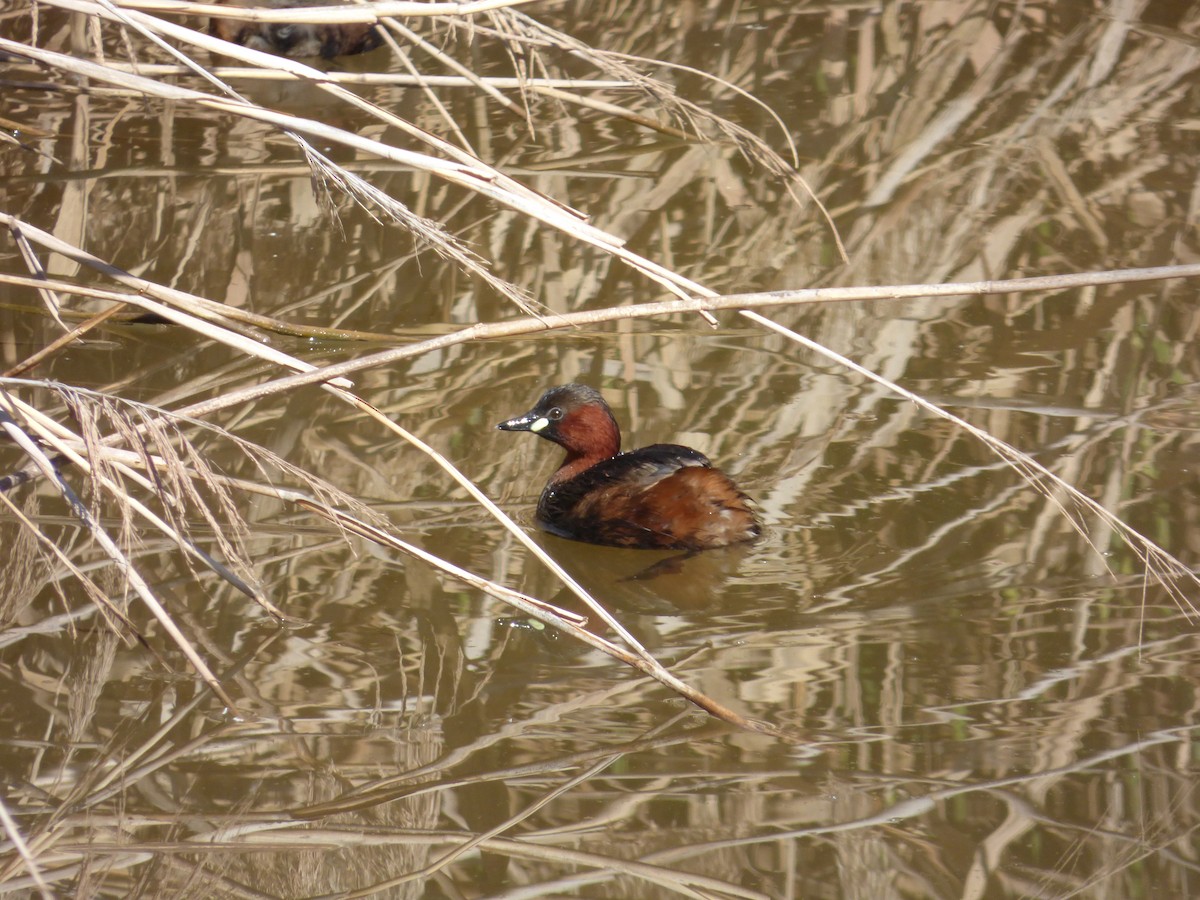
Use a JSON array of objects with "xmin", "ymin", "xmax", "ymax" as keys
[{"xmin": 548, "ymin": 407, "xmax": 563, "ymax": 420}]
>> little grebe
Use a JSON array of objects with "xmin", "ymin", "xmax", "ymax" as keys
[{"xmin": 497, "ymin": 384, "xmax": 760, "ymax": 550}]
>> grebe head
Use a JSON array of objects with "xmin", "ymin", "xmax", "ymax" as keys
[{"xmin": 496, "ymin": 383, "xmax": 621, "ymax": 460}]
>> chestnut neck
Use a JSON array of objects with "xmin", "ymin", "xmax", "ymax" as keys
[{"xmin": 549, "ymin": 403, "xmax": 621, "ymax": 484}]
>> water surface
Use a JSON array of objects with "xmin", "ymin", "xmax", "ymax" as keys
[{"xmin": 1, "ymin": 1, "xmax": 1198, "ymax": 897}]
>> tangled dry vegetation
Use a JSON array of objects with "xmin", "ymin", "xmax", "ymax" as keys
[{"xmin": 1, "ymin": 0, "xmax": 1199, "ymax": 891}]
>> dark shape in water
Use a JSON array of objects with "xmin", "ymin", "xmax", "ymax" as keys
[{"xmin": 210, "ymin": 0, "xmax": 383, "ymax": 59}]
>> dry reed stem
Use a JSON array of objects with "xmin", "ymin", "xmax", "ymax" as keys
[
  {"xmin": 0, "ymin": 20, "xmax": 707, "ymax": 311},
  {"xmin": 0, "ymin": 797, "xmax": 52, "ymax": 900},
  {"xmin": 115, "ymin": 0, "xmax": 541, "ymax": 22},
  {"xmin": 8, "ymin": 0, "xmax": 817, "ymax": 310},
  {"xmin": 0, "ymin": 403, "xmax": 238, "ymax": 707},
  {"xmin": 98, "ymin": 63, "xmax": 631, "ymax": 87},
  {"xmin": 0, "ymin": 377, "xmax": 387, "ymax": 586},
  {"xmin": 2, "ymin": 392, "xmax": 268, "ymax": 606},
  {"xmin": 2, "ymin": 302, "xmax": 129, "ymax": 377},
  {"xmin": 3, "ymin": 23, "xmax": 535, "ymax": 309},
  {"xmin": 0, "ymin": 473, "xmax": 159, "ymax": 639}
]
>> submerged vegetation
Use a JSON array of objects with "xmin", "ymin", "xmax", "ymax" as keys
[{"xmin": 1, "ymin": 0, "xmax": 1199, "ymax": 895}]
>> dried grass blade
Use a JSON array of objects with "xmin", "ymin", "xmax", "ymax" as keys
[
  {"xmin": 0, "ymin": 490, "xmax": 142, "ymax": 640},
  {"xmin": 385, "ymin": 15, "xmax": 520, "ymax": 116},
  {"xmin": 113, "ymin": 0, "xmax": 540, "ymax": 22},
  {"xmin": 101, "ymin": 62, "xmax": 630, "ymax": 88},
  {"xmin": 7, "ymin": 224, "xmax": 69, "ymax": 332},
  {"xmin": 0, "ymin": 403, "xmax": 238, "ymax": 708},
  {"xmin": 5, "ymin": 391, "xmax": 277, "ymax": 613},
  {"xmin": 0, "ymin": 796, "xmax": 53, "ymax": 900}
]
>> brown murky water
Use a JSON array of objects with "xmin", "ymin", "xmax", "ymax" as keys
[{"xmin": 2, "ymin": 1, "xmax": 1199, "ymax": 897}]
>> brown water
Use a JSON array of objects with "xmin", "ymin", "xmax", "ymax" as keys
[{"xmin": 2, "ymin": 1, "xmax": 1199, "ymax": 897}]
